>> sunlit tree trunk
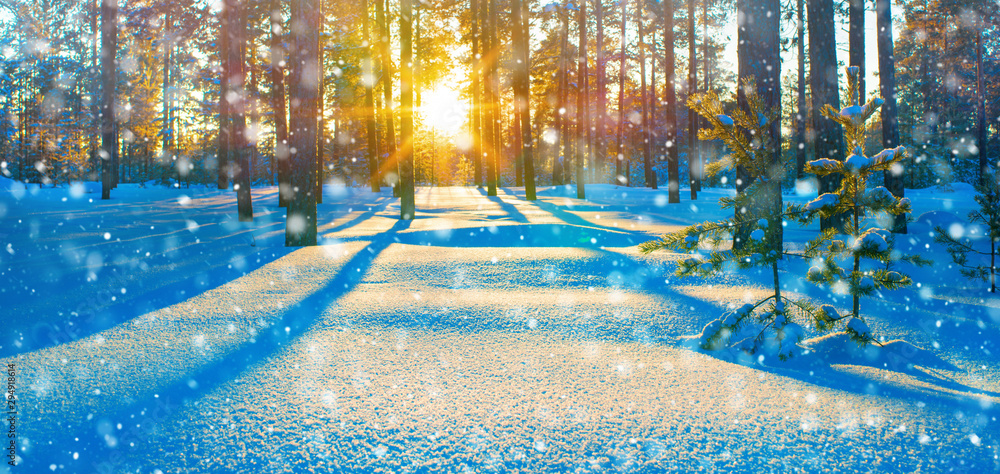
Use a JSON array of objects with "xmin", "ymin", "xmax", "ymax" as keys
[
  {"xmin": 638, "ymin": 6, "xmax": 650, "ymax": 188},
  {"xmin": 808, "ymin": 0, "xmax": 843, "ymax": 232},
  {"xmin": 514, "ymin": 0, "xmax": 536, "ymax": 199},
  {"xmin": 470, "ymin": 0, "xmax": 483, "ymax": 187},
  {"xmin": 976, "ymin": 23, "xmax": 987, "ymax": 187},
  {"xmin": 228, "ymin": 0, "xmax": 253, "ymax": 221},
  {"xmin": 399, "ymin": 0, "xmax": 415, "ymax": 219},
  {"xmin": 482, "ymin": 0, "xmax": 497, "ymax": 195},
  {"xmin": 662, "ymin": 0, "xmax": 678, "ymax": 200},
  {"xmin": 554, "ymin": 1, "xmax": 570, "ymax": 186},
  {"xmin": 687, "ymin": 0, "xmax": 698, "ymax": 196},
  {"xmin": 271, "ymin": 0, "xmax": 290, "ymax": 204},
  {"xmin": 376, "ymin": 0, "xmax": 398, "ymax": 193},
  {"xmin": 316, "ymin": 7, "xmax": 325, "ymax": 205},
  {"xmin": 615, "ymin": 0, "xmax": 627, "ymax": 186},
  {"xmin": 489, "ymin": 0, "xmax": 502, "ymax": 190},
  {"xmin": 877, "ymin": 0, "xmax": 904, "ymax": 233},
  {"xmin": 595, "ymin": 0, "xmax": 606, "ymax": 183},
  {"xmin": 363, "ymin": 0, "xmax": 381, "ymax": 192},
  {"xmin": 575, "ymin": 0, "xmax": 588, "ymax": 199},
  {"xmin": 218, "ymin": 2, "xmax": 231, "ymax": 190},
  {"xmin": 162, "ymin": 11, "xmax": 173, "ymax": 183},
  {"xmin": 286, "ymin": 0, "xmax": 319, "ymax": 246}
]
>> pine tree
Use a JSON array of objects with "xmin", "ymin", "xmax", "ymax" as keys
[
  {"xmin": 640, "ymin": 79, "xmax": 814, "ymax": 360},
  {"xmin": 934, "ymin": 173, "xmax": 1000, "ymax": 293},
  {"xmin": 792, "ymin": 67, "xmax": 930, "ymax": 343}
]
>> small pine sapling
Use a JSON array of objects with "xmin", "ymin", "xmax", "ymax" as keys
[
  {"xmin": 934, "ymin": 172, "xmax": 1000, "ymax": 293},
  {"xmin": 640, "ymin": 79, "xmax": 827, "ymax": 361},
  {"xmin": 791, "ymin": 66, "xmax": 930, "ymax": 345}
]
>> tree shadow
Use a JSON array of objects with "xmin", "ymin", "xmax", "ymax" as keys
[{"xmin": 25, "ymin": 219, "xmax": 415, "ymax": 471}]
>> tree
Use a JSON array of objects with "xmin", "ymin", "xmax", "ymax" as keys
[
  {"xmin": 100, "ymin": 0, "xmax": 117, "ymax": 200},
  {"xmin": 808, "ymin": 0, "xmax": 843, "ymax": 232},
  {"xmin": 615, "ymin": 0, "xmax": 627, "ymax": 186},
  {"xmin": 849, "ymin": 0, "xmax": 864, "ymax": 103},
  {"xmin": 225, "ymin": 0, "xmax": 253, "ymax": 221},
  {"xmin": 640, "ymin": 81, "xmax": 810, "ymax": 360},
  {"xmin": 876, "ymin": 0, "xmax": 904, "ymax": 233},
  {"xmin": 795, "ymin": 0, "xmax": 806, "ymax": 178},
  {"xmin": 638, "ymin": 1, "xmax": 651, "ymax": 189},
  {"xmin": 796, "ymin": 67, "xmax": 928, "ymax": 331},
  {"xmin": 272, "ymin": 0, "xmax": 291, "ymax": 204},
  {"xmin": 687, "ymin": 0, "xmax": 698, "ymax": 198},
  {"xmin": 286, "ymin": 0, "xmax": 319, "ymax": 246},
  {"xmin": 935, "ymin": 174, "xmax": 1000, "ymax": 293},
  {"xmin": 575, "ymin": 0, "xmax": 588, "ymax": 199},
  {"xmin": 512, "ymin": 0, "xmax": 536, "ymax": 200},
  {"xmin": 663, "ymin": 0, "xmax": 678, "ymax": 201},
  {"xmin": 399, "ymin": 0, "xmax": 415, "ymax": 219},
  {"xmin": 376, "ymin": 0, "xmax": 397, "ymax": 192},
  {"xmin": 362, "ymin": 0, "xmax": 380, "ymax": 192}
]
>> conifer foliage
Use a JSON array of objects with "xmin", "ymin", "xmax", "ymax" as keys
[
  {"xmin": 791, "ymin": 66, "xmax": 930, "ymax": 343},
  {"xmin": 640, "ymin": 79, "xmax": 812, "ymax": 361},
  {"xmin": 934, "ymin": 173, "xmax": 1000, "ymax": 293}
]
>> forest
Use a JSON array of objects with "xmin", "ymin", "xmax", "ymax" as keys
[{"xmin": 1, "ymin": 0, "xmax": 996, "ymax": 242}]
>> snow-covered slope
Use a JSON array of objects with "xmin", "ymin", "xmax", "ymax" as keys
[{"xmin": 1, "ymin": 180, "xmax": 997, "ymax": 472}]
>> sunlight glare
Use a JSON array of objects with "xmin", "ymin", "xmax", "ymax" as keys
[{"xmin": 419, "ymin": 85, "xmax": 467, "ymax": 136}]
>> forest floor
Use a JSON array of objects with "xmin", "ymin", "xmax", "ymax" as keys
[{"xmin": 1, "ymin": 179, "xmax": 998, "ymax": 472}]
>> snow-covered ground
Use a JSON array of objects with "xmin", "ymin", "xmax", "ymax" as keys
[{"xmin": 1, "ymin": 178, "xmax": 998, "ymax": 472}]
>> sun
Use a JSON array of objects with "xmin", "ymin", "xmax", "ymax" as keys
[{"xmin": 419, "ymin": 84, "xmax": 467, "ymax": 136}]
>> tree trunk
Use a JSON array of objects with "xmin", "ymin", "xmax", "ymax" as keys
[
  {"xmin": 849, "ymin": 0, "xmax": 864, "ymax": 104},
  {"xmin": 795, "ymin": 0, "xmax": 806, "ymax": 178},
  {"xmin": 271, "ymin": 0, "xmax": 290, "ymax": 204},
  {"xmin": 737, "ymin": 0, "xmax": 782, "ymax": 249},
  {"xmin": 687, "ymin": 0, "xmax": 698, "ymax": 196},
  {"xmin": 100, "ymin": 0, "xmax": 117, "ymax": 200},
  {"xmin": 400, "ymin": 0, "xmax": 415, "ymax": 219},
  {"xmin": 376, "ymin": 0, "xmax": 398, "ymax": 193},
  {"xmin": 316, "ymin": 6, "xmax": 325, "ymax": 205},
  {"xmin": 162, "ymin": 11, "xmax": 173, "ymax": 183},
  {"xmin": 615, "ymin": 0, "xmax": 627, "ymax": 186},
  {"xmin": 976, "ymin": 26, "xmax": 987, "ymax": 187},
  {"xmin": 876, "ymin": 0, "xmax": 904, "ymax": 234},
  {"xmin": 363, "ymin": 0, "xmax": 381, "ymax": 192},
  {"xmin": 595, "ymin": 0, "xmax": 606, "ymax": 182},
  {"xmin": 662, "ymin": 0, "xmax": 678, "ymax": 197},
  {"xmin": 516, "ymin": 0, "xmax": 536, "ymax": 200},
  {"xmin": 286, "ymin": 0, "xmax": 319, "ymax": 246},
  {"xmin": 471, "ymin": 0, "xmax": 483, "ymax": 187},
  {"xmin": 230, "ymin": 0, "xmax": 253, "ymax": 222},
  {"xmin": 575, "ymin": 0, "xmax": 588, "ymax": 199},
  {"xmin": 555, "ymin": 1, "xmax": 570, "ymax": 186},
  {"xmin": 218, "ymin": 3, "xmax": 231, "ymax": 190},
  {"xmin": 808, "ymin": 0, "xmax": 843, "ymax": 232},
  {"xmin": 483, "ymin": 0, "xmax": 497, "ymax": 195},
  {"xmin": 638, "ymin": 6, "xmax": 651, "ymax": 189}
]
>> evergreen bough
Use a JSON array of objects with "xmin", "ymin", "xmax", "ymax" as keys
[
  {"xmin": 790, "ymin": 66, "xmax": 930, "ymax": 343},
  {"xmin": 933, "ymin": 172, "xmax": 1000, "ymax": 293}
]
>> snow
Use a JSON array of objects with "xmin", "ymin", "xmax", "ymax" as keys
[
  {"xmin": 844, "ymin": 153, "xmax": 870, "ymax": 171},
  {"xmin": 807, "ymin": 158, "xmax": 839, "ymax": 170},
  {"xmin": 716, "ymin": 114, "xmax": 734, "ymax": 126},
  {"xmin": 2, "ymin": 181, "xmax": 998, "ymax": 471},
  {"xmin": 854, "ymin": 229, "xmax": 889, "ymax": 252},
  {"xmin": 804, "ymin": 193, "xmax": 840, "ymax": 211}
]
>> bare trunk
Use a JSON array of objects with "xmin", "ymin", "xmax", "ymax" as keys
[
  {"xmin": 400, "ymin": 0, "xmax": 415, "ymax": 219},
  {"xmin": 662, "ymin": 0, "xmax": 677, "ymax": 199},
  {"xmin": 615, "ymin": 0, "xmax": 626, "ymax": 185},
  {"xmin": 363, "ymin": 0, "xmax": 381, "ymax": 192},
  {"xmin": 877, "ymin": 0, "xmax": 904, "ymax": 233},
  {"xmin": 286, "ymin": 0, "xmax": 319, "ymax": 246},
  {"xmin": 687, "ymin": 0, "xmax": 698, "ymax": 196},
  {"xmin": 808, "ymin": 0, "xmax": 844, "ymax": 232},
  {"xmin": 849, "ymin": 0, "xmax": 865, "ymax": 104},
  {"xmin": 100, "ymin": 0, "xmax": 117, "ymax": 200},
  {"xmin": 576, "ymin": 0, "xmax": 588, "ymax": 199},
  {"xmin": 795, "ymin": 0, "xmax": 806, "ymax": 179}
]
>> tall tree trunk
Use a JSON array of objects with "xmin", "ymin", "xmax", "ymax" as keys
[
  {"xmin": 230, "ymin": 0, "xmax": 253, "ymax": 221},
  {"xmin": 376, "ymin": 0, "xmax": 398, "ymax": 193},
  {"xmin": 687, "ymin": 0, "xmax": 698, "ymax": 196},
  {"xmin": 512, "ymin": 0, "xmax": 535, "ymax": 199},
  {"xmin": 808, "ymin": 0, "xmax": 842, "ymax": 232},
  {"xmin": 849, "ymin": 0, "xmax": 864, "ymax": 104},
  {"xmin": 663, "ymin": 0, "xmax": 678, "ymax": 198},
  {"xmin": 519, "ymin": 0, "xmax": 536, "ymax": 199},
  {"xmin": 976, "ymin": 25, "xmax": 988, "ymax": 187},
  {"xmin": 471, "ymin": 0, "xmax": 483, "ymax": 187},
  {"xmin": 615, "ymin": 0, "xmax": 627, "ymax": 186},
  {"xmin": 576, "ymin": 0, "xmax": 588, "ymax": 199},
  {"xmin": 316, "ymin": 7, "xmax": 325, "ymax": 204},
  {"xmin": 218, "ymin": 3, "xmax": 231, "ymax": 190},
  {"xmin": 490, "ymin": 0, "xmax": 502, "ymax": 191},
  {"xmin": 737, "ymin": 0, "xmax": 782, "ymax": 249},
  {"xmin": 483, "ymin": 0, "xmax": 498, "ymax": 195},
  {"xmin": 595, "ymin": 0, "xmax": 606, "ymax": 182},
  {"xmin": 877, "ymin": 0, "xmax": 904, "ymax": 233},
  {"xmin": 555, "ymin": 1, "xmax": 570, "ymax": 186},
  {"xmin": 795, "ymin": 0, "xmax": 806, "ymax": 178},
  {"xmin": 363, "ymin": 0, "xmax": 381, "ymax": 192},
  {"xmin": 162, "ymin": 11, "xmax": 173, "ymax": 183},
  {"xmin": 286, "ymin": 0, "xmax": 319, "ymax": 246},
  {"xmin": 271, "ymin": 0, "xmax": 290, "ymax": 204},
  {"xmin": 400, "ymin": 0, "xmax": 415, "ymax": 219},
  {"xmin": 100, "ymin": 0, "xmax": 117, "ymax": 200},
  {"xmin": 638, "ymin": 7, "xmax": 651, "ymax": 189}
]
